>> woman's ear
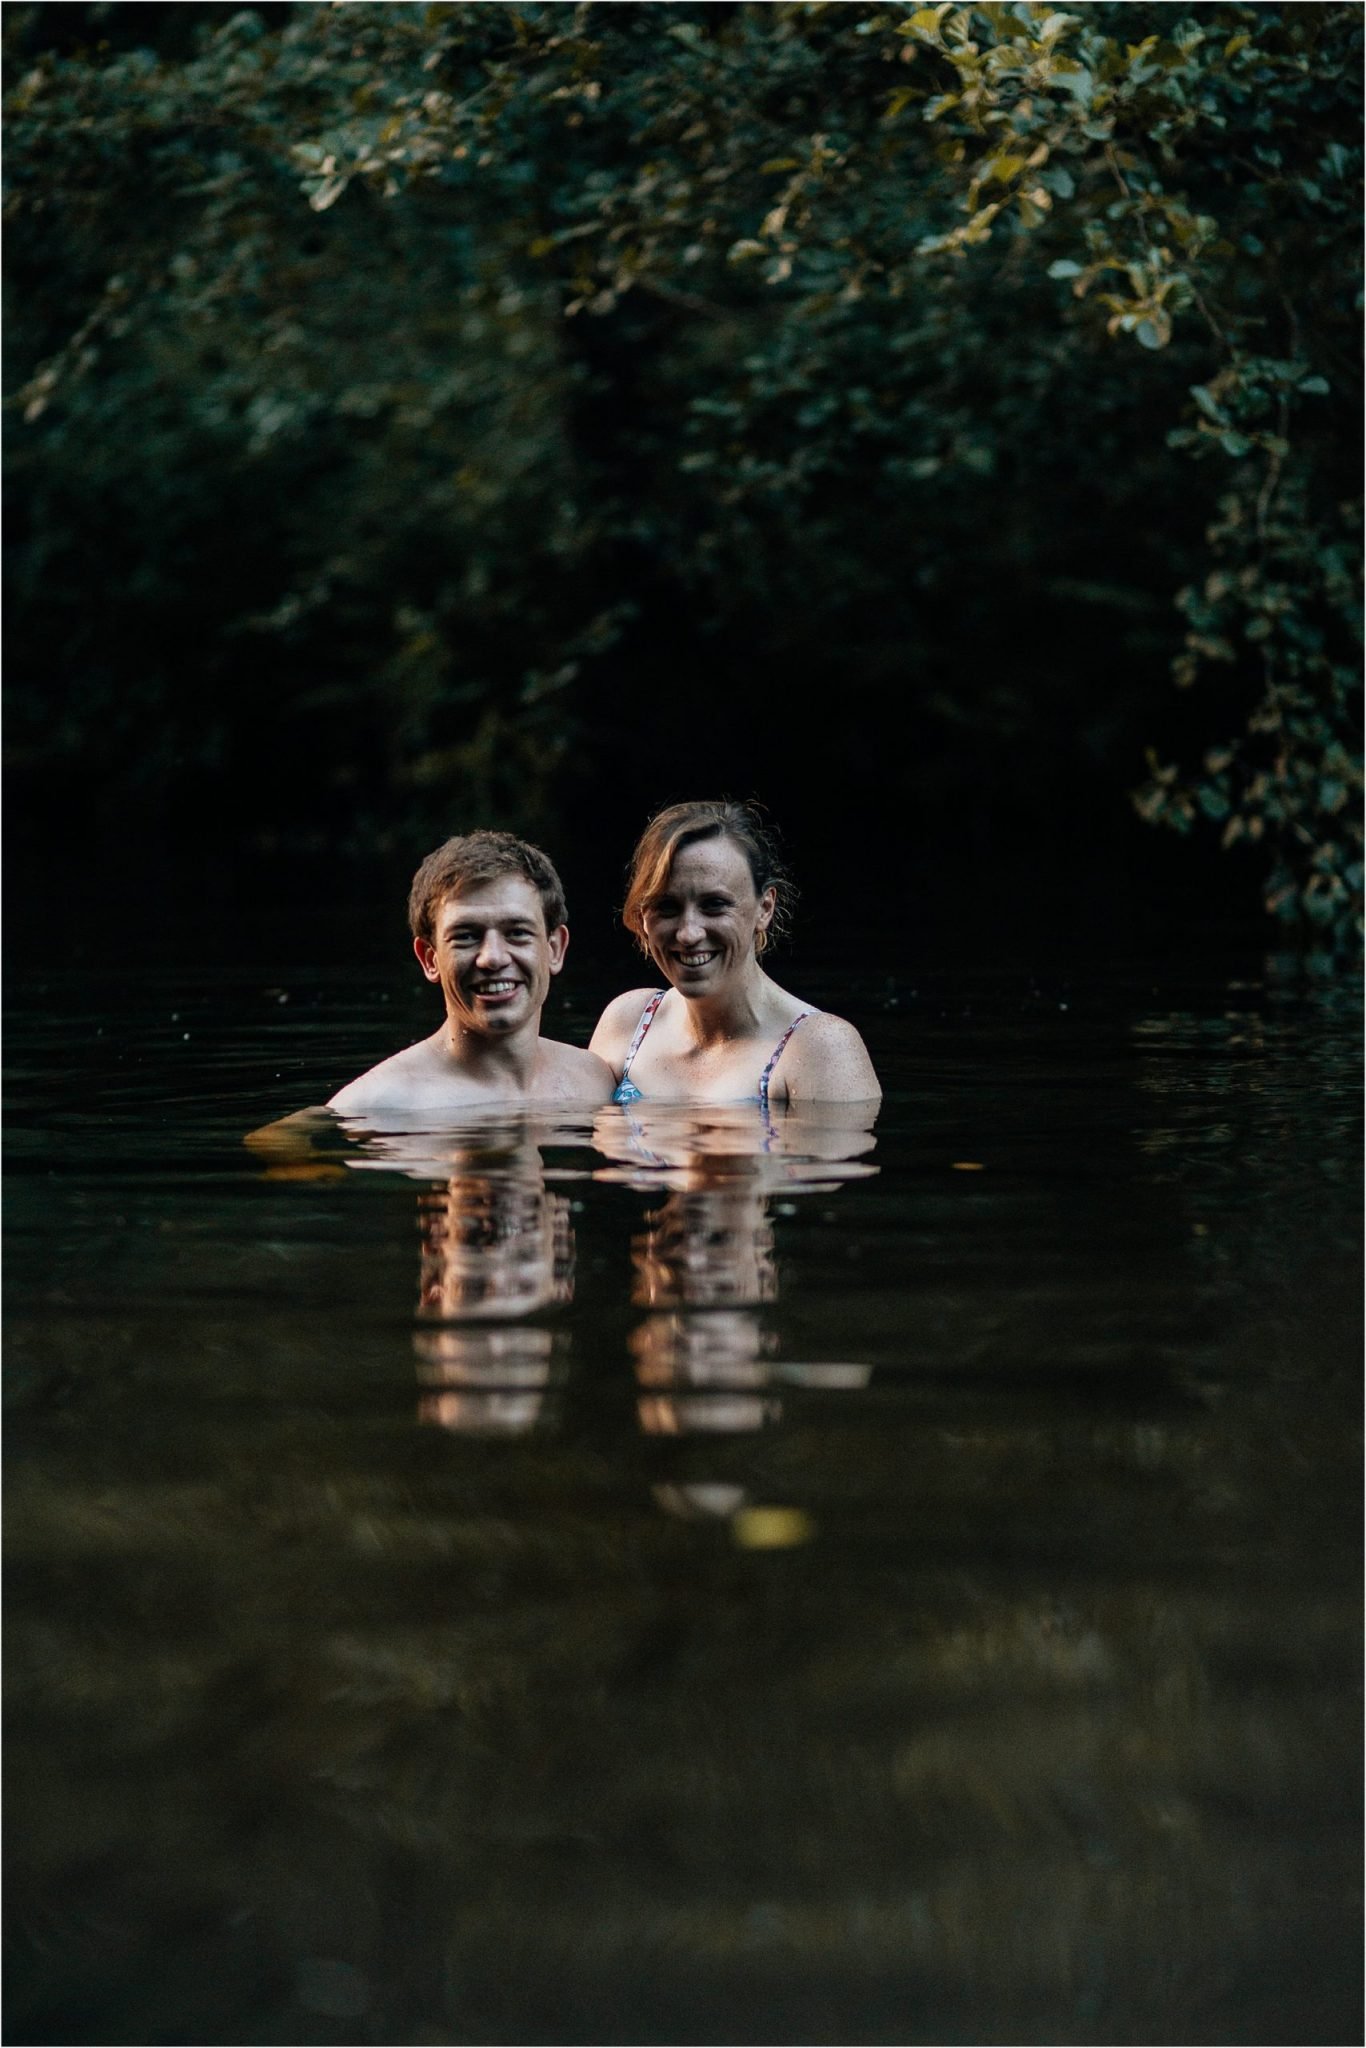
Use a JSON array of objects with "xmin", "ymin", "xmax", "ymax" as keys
[{"xmin": 756, "ymin": 886, "xmax": 777, "ymax": 931}]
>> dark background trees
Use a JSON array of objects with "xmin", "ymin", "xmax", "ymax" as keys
[{"xmin": 5, "ymin": 2, "xmax": 1360, "ymax": 959}]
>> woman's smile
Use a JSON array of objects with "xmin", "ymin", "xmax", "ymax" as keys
[
  {"xmin": 645, "ymin": 837, "xmax": 774, "ymax": 991},
  {"xmin": 596, "ymin": 800, "xmax": 881, "ymax": 1108}
]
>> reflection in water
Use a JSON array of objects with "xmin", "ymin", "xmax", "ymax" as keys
[
  {"xmin": 604, "ymin": 1103, "xmax": 878, "ymax": 1444},
  {"xmin": 630, "ymin": 1169, "xmax": 779, "ymax": 1435},
  {"xmin": 414, "ymin": 1327, "xmax": 557, "ymax": 1436},
  {"xmin": 10, "ymin": 969, "xmax": 1360, "ymax": 2048},
  {"xmin": 592, "ymin": 1099, "xmax": 879, "ymax": 1190},
  {"xmin": 631, "ymin": 1182, "xmax": 778, "ymax": 1308},
  {"xmin": 632, "ymin": 1313, "xmax": 781, "ymax": 1435},
  {"xmin": 251, "ymin": 1102, "xmax": 878, "ymax": 1452},
  {"xmin": 416, "ymin": 1170, "xmax": 573, "ymax": 1321},
  {"xmin": 412, "ymin": 1144, "xmax": 573, "ymax": 1437},
  {"xmin": 325, "ymin": 1102, "xmax": 879, "ymax": 1448}
]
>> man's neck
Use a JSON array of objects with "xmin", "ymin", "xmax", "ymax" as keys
[{"xmin": 440, "ymin": 1014, "xmax": 543, "ymax": 1090}]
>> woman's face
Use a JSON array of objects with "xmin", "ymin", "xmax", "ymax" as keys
[{"xmin": 642, "ymin": 835, "xmax": 775, "ymax": 994}]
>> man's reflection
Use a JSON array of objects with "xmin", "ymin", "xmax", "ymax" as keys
[
  {"xmin": 417, "ymin": 1170, "xmax": 573, "ymax": 1320},
  {"xmin": 410, "ymin": 1130, "xmax": 574, "ymax": 1436},
  {"xmin": 415, "ymin": 1326, "xmax": 557, "ymax": 1436}
]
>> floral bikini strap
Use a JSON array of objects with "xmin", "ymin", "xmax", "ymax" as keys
[
  {"xmin": 619, "ymin": 990, "xmax": 667, "ymax": 1087},
  {"xmin": 758, "ymin": 1009, "xmax": 818, "ymax": 1109}
]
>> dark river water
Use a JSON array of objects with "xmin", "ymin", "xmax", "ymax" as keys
[{"xmin": 5, "ymin": 940, "xmax": 1361, "ymax": 2046}]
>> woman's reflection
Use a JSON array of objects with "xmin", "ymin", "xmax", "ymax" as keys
[
  {"xmin": 599, "ymin": 1104, "xmax": 877, "ymax": 1442},
  {"xmin": 630, "ymin": 1164, "xmax": 781, "ymax": 1434}
]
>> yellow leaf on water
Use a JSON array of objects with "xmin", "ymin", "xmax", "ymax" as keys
[{"xmin": 732, "ymin": 1506, "xmax": 815, "ymax": 1550}]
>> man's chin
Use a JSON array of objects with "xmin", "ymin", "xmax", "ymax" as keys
[{"xmin": 463, "ymin": 998, "xmax": 531, "ymax": 1031}]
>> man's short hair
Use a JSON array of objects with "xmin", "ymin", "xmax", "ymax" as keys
[{"xmin": 408, "ymin": 831, "xmax": 569, "ymax": 946}]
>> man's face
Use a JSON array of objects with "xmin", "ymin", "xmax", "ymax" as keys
[{"xmin": 414, "ymin": 875, "xmax": 567, "ymax": 1038}]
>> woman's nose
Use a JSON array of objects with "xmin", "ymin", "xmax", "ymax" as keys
[{"xmin": 676, "ymin": 905, "xmax": 706, "ymax": 943}]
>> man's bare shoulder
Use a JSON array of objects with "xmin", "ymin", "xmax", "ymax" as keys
[
  {"xmin": 327, "ymin": 1035, "xmax": 453, "ymax": 1114},
  {"xmin": 537, "ymin": 1038, "xmax": 617, "ymax": 1104}
]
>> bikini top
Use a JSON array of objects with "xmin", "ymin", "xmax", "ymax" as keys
[{"xmin": 611, "ymin": 990, "xmax": 818, "ymax": 1108}]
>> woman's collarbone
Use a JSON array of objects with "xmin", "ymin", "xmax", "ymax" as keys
[{"xmin": 643, "ymin": 1039, "xmax": 767, "ymax": 1095}]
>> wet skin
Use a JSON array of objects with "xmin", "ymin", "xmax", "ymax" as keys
[
  {"xmin": 415, "ymin": 876, "xmax": 566, "ymax": 1041},
  {"xmin": 321, "ymin": 876, "xmax": 614, "ymax": 1115},
  {"xmin": 590, "ymin": 836, "xmax": 881, "ymax": 1106},
  {"xmin": 640, "ymin": 837, "xmax": 778, "ymax": 999}
]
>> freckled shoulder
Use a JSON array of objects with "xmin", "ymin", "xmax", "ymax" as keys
[
  {"xmin": 589, "ymin": 987, "xmax": 663, "ymax": 1069},
  {"xmin": 776, "ymin": 1010, "xmax": 881, "ymax": 1104}
]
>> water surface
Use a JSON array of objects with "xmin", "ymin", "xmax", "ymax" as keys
[{"xmin": 5, "ymin": 950, "xmax": 1360, "ymax": 2044}]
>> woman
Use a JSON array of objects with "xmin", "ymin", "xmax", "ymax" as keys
[{"xmin": 590, "ymin": 800, "xmax": 880, "ymax": 1106}]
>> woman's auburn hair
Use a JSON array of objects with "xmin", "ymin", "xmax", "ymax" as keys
[{"xmin": 622, "ymin": 799, "xmax": 792, "ymax": 958}]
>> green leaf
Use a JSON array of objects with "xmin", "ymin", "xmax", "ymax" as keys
[{"xmin": 1055, "ymin": 66, "xmax": 1094, "ymax": 103}]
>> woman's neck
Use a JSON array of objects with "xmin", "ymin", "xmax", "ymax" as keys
[{"xmin": 673, "ymin": 964, "xmax": 772, "ymax": 1048}]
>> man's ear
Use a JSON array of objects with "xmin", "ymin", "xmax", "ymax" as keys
[
  {"xmin": 546, "ymin": 924, "xmax": 569, "ymax": 975},
  {"xmin": 413, "ymin": 935, "xmax": 441, "ymax": 983}
]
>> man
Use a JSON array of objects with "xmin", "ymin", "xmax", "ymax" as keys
[{"xmin": 328, "ymin": 830, "xmax": 613, "ymax": 1112}]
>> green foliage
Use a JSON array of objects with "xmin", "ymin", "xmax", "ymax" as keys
[
  {"xmin": 4, "ymin": 2, "xmax": 1360, "ymax": 944},
  {"xmin": 5, "ymin": 4, "xmax": 632, "ymax": 844}
]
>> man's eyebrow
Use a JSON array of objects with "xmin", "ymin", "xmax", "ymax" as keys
[{"xmin": 441, "ymin": 912, "xmax": 538, "ymax": 931}]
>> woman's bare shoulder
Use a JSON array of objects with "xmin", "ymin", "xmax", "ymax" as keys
[
  {"xmin": 780, "ymin": 1009, "xmax": 881, "ymax": 1102},
  {"xmin": 589, "ymin": 986, "xmax": 665, "ymax": 1062}
]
